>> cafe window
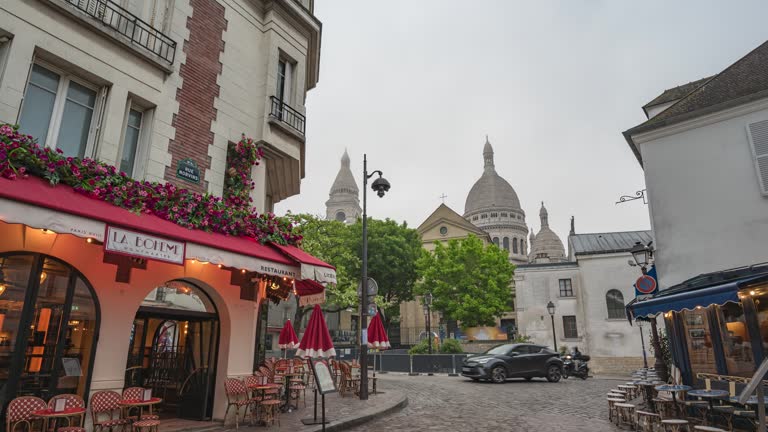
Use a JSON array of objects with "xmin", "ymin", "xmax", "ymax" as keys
[
  {"xmin": 752, "ymin": 289, "xmax": 768, "ymax": 358},
  {"xmin": 714, "ymin": 302, "xmax": 754, "ymax": 377},
  {"xmin": 0, "ymin": 252, "xmax": 99, "ymax": 411},
  {"xmin": 681, "ymin": 308, "xmax": 717, "ymax": 376}
]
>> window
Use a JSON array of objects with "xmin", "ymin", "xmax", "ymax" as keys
[
  {"xmin": 520, "ymin": 240, "xmax": 525, "ymax": 254},
  {"xmin": 472, "ymin": 216, "xmax": 478, "ymax": 221},
  {"xmin": 19, "ymin": 64, "xmax": 102, "ymax": 158},
  {"xmin": 493, "ymin": 237, "xmax": 499, "ymax": 246},
  {"xmin": 490, "ymin": 212, "xmax": 498, "ymax": 218},
  {"xmin": 480, "ymin": 214, "xmax": 488, "ymax": 219},
  {"xmin": 503, "ymin": 237, "xmax": 509, "ymax": 251},
  {"xmin": 120, "ymin": 107, "xmax": 143, "ymax": 175},
  {"xmin": 562, "ymin": 316, "xmax": 578, "ymax": 339},
  {"xmin": 276, "ymin": 58, "xmax": 293, "ymax": 103},
  {"xmin": 335, "ymin": 211, "xmax": 346, "ymax": 222},
  {"xmin": 715, "ymin": 302, "xmax": 754, "ymax": 377},
  {"xmin": 512, "ymin": 238, "xmax": 517, "ymax": 254},
  {"xmin": 606, "ymin": 289, "xmax": 625, "ymax": 319},
  {"xmin": 500, "ymin": 212, "xmax": 508, "ymax": 217},
  {"xmin": 439, "ymin": 226, "xmax": 448, "ymax": 235},
  {"xmin": 747, "ymin": 120, "xmax": 768, "ymax": 195},
  {"xmin": 682, "ymin": 309, "xmax": 717, "ymax": 375},
  {"xmin": 559, "ymin": 279, "xmax": 573, "ymax": 297}
]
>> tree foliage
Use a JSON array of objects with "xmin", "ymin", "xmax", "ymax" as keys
[{"xmin": 416, "ymin": 235, "xmax": 514, "ymax": 328}]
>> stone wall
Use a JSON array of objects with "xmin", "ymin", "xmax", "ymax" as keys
[{"xmin": 589, "ymin": 356, "xmax": 645, "ymax": 376}]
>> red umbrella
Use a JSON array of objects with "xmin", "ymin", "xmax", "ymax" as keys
[
  {"xmin": 296, "ymin": 304, "xmax": 336, "ymax": 358},
  {"xmin": 367, "ymin": 312, "xmax": 390, "ymax": 350},
  {"xmin": 278, "ymin": 319, "xmax": 299, "ymax": 350}
]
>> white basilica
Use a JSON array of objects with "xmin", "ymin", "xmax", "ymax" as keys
[{"xmin": 325, "ymin": 150, "xmax": 361, "ymax": 224}]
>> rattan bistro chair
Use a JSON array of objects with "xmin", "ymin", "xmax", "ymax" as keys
[
  {"xmin": 223, "ymin": 378, "xmax": 255, "ymax": 429},
  {"xmin": 91, "ymin": 391, "xmax": 132, "ymax": 432},
  {"xmin": 47, "ymin": 394, "xmax": 87, "ymax": 432},
  {"xmin": 6, "ymin": 396, "xmax": 46, "ymax": 432}
]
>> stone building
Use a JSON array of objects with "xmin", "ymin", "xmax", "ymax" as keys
[
  {"xmin": 464, "ymin": 138, "xmax": 529, "ymax": 264},
  {"xmin": 325, "ymin": 150, "xmax": 362, "ymax": 223},
  {"xmin": 0, "ymin": 0, "xmax": 324, "ymax": 422}
]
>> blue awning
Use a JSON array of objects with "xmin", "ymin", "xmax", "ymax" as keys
[{"xmin": 629, "ymin": 274, "xmax": 768, "ymax": 318}]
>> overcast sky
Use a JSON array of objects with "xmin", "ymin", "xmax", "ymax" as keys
[{"xmin": 275, "ymin": 0, "xmax": 768, "ymax": 241}]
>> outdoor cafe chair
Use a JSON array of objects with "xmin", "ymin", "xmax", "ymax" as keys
[
  {"xmin": 338, "ymin": 362, "xmax": 360, "ymax": 398},
  {"xmin": 47, "ymin": 394, "xmax": 86, "ymax": 432},
  {"xmin": 90, "ymin": 391, "xmax": 132, "ymax": 432},
  {"xmin": 223, "ymin": 378, "xmax": 255, "ymax": 429},
  {"xmin": 6, "ymin": 396, "xmax": 46, "ymax": 432},
  {"xmin": 636, "ymin": 410, "xmax": 661, "ymax": 432},
  {"xmin": 614, "ymin": 402, "xmax": 636, "ymax": 429},
  {"xmin": 121, "ymin": 388, "xmax": 159, "ymax": 421},
  {"xmin": 661, "ymin": 419, "xmax": 690, "ymax": 431}
]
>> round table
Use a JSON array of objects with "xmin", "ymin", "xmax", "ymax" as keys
[
  {"xmin": 727, "ymin": 395, "xmax": 768, "ymax": 405},
  {"xmin": 247, "ymin": 384, "xmax": 280, "ymax": 425},
  {"xmin": 688, "ymin": 389, "xmax": 729, "ymax": 425},
  {"xmin": 635, "ymin": 380, "xmax": 664, "ymax": 411},
  {"xmin": 278, "ymin": 372, "xmax": 304, "ymax": 412},
  {"xmin": 120, "ymin": 397, "xmax": 163, "ymax": 419},
  {"xmin": 32, "ymin": 407, "xmax": 86, "ymax": 432},
  {"xmin": 655, "ymin": 385, "xmax": 692, "ymax": 415}
]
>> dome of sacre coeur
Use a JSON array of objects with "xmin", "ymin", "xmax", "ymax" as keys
[
  {"xmin": 464, "ymin": 138, "xmax": 522, "ymax": 215},
  {"xmin": 329, "ymin": 149, "xmax": 358, "ymax": 195},
  {"xmin": 530, "ymin": 203, "xmax": 566, "ymax": 260}
]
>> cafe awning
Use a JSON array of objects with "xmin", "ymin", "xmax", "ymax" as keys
[
  {"xmin": 271, "ymin": 243, "xmax": 337, "ymax": 285},
  {"xmin": 0, "ymin": 176, "xmax": 301, "ymax": 278},
  {"xmin": 628, "ymin": 272, "xmax": 768, "ymax": 318}
]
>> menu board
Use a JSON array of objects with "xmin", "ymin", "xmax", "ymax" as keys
[
  {"xmin": 62, "ymin": 357, "xmax": 82, "ymax": 376},
  {"xmin": 310, "ymin": 359, "xmax": 337, "ymax": 395}
]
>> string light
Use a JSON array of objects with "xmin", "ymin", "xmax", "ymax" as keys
[
  {"xmin": 86, "ymin": 238, "xmax": 93, "ymax": 243},
  {"xmin": 217, "ymin": 264, "xmax": 223, "ymax": 269},
  {"xmin": 750, "ymin": 290, "xmax": 756, "ymax": 296},
  {"xmin": 241, "ymin": 269, "xmax": 246, "ymax": 274}
]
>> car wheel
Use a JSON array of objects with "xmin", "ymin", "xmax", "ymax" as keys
[
  {"xmin": 546, "ymin": 365, "xmax": 562, "ymax": 383},
  {"xmin": 490, "ymin": 366, "xmax": 507, "ymax": 383}
]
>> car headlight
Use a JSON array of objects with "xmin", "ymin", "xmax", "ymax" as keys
[{"xmin": 476, "ymin": 358, "xmax": 491, "ymax": 364}]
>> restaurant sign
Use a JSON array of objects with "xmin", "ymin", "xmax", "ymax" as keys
[
  {"xmin": 299, "ymin": 291, "xmax": 326, "ymax": 307},
  {"xmin": 105, "ymin": 226, "xmax": 186, "ymax": 265}
]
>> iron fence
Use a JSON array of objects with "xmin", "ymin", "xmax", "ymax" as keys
[
  {"xmin": 270, "ymin": 96, "xmax": 306, "ymax": 135},
  {"xmin": 63, "ymin": 0, "xmax": 177, "ymax": 64}
]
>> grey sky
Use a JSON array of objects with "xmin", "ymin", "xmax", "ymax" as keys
[{"xmin": 276, "ymin": 0, "xmax": 768, "ymax": 242}]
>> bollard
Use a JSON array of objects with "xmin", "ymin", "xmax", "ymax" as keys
[
  {"xmin": 449, "ymin": 354, "xmax": 459, "ymax": 376},
  {"xmin": 408, "ymin": 354, "xmax": 418, "ymax": 376}
]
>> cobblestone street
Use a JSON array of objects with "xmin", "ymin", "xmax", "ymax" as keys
[{"xmin": 349, "ymin": 374, "xmax": 622, "ymax": 431}]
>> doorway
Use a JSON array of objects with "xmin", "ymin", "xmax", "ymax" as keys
[{"xmin": 125, "ymin": 281, "xmax": 219, "ymax": 421}]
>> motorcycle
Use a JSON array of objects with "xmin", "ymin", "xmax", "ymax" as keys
[{"xmin": 562, "ymin": 353, "xmax": 590, "ymax": 380}]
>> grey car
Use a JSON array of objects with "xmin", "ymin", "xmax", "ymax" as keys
[{"xmin": 461, "ymin": 343, "xmax": 564, "ymax": 383}]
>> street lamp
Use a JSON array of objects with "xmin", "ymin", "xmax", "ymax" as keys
[
  {"xmin": 359, "ymin": 154, "xmax": 390, "ymax": 401},
  {"xmin": 546, "ymin": 301, "xmax": 557, "ymax": 352},
  {"xmin": 423, "ymin": 292, "xmax": 433, "ymax": 355},
  {"xmin": 637, "ymin": 319, "xmax": 649, "ymax": 369},
  {"xmin": 630, "ymin": 241, "xmax": 653, "ymax": 274}
]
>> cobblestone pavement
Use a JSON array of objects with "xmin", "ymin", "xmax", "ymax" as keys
[{"xmin": 348, "ymin": 374, "xmax": 623, "ymax": 432}]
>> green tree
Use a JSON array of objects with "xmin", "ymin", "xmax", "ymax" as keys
[
  {"xmin": 292, "ymin": 214, "xmax": 359, "ymax": 324},
  {"xmin": 347, "ymin": 218, "xmax": 423, "ymax": 329},
  {"xmin": 416, "ymin": 235, "xmax": 514, "ymax": 328}
]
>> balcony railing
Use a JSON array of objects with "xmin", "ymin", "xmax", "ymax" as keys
[
  {"xmin": 62, "ymin": 0, "xmax": 177, "ymax": 64},
  {"xmin": 269, "ymin": 96, "xmax": 306, "ymax": 135}
]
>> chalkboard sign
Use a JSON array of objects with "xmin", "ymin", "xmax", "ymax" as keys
[
  {"xmin": 176, "ymin": 158, "xmax": 200, "ymax": 184},
  {"xmin": 310, "ymin": 359, "xmax": 337, "ymax": 395}
]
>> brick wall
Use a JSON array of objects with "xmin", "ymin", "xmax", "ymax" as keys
[{"xmin": 164, "ymin": 0, "xmax": 227, "ymax": 194}]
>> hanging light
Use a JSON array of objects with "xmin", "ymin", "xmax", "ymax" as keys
[
  {"xmin": 546, "ymin": 301, "xmax": 555, "ymax": 316},
  {"xmin": 41, "ymin": 229, "xmax": 55, "ymax": 235},
  {"xmin": 630, "ymin": 242, "xmax": 651, "ymax": 269}
]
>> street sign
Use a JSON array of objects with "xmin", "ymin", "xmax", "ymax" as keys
[
  {"xmin": 367, "ymin": 304, "xmax": 377, "ymax": 316},
  {"xmin": 357, "ymin": 277, "xmax": 378, "ymax": 296},
  {"xmin": 635, "ymin": 275, "xmax": 657, "ymax": 294}
]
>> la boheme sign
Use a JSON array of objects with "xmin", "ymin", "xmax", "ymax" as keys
[{"xmin": 105, "ymin": 226, "xmax": 186, "ymax": 265}]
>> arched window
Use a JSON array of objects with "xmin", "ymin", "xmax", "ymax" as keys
[
  {"xmin": 335, "ymin": 211, "xmax": 346, "ymax": 222},
  {"xmin": 493, "ymin": 237, "xmax": 499, "ymax": 246},
  {"xmin": 606, "ymin": 289, "xmax": 625, "ymax": 319},
  {"xmin": 512, "ymin": 238, "xmax": 518, "ymax": 254},
  {"xmin": 502, "ymin": 237, "xmax": 509, "ymax": 251},
  {"xmin": 0, "ymin": 252, "xmax": 100, "ymax": 409},
  {"xmin": 521, "ymin": 240, "xmax": 525, "ymax": 255}
]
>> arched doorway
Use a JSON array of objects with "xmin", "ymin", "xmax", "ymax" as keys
[
  {"xmin": 0, "ymin": 252, "xmax": 100, "ymax": 412},
  {"xmin": 125, "ymin": 280, "xmax": 219, "ymax": 421}
]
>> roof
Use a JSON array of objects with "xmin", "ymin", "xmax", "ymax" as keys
[
  {"xmin": 569, "ymin": 230, "xmax": 653, "ymax": 256},
  {"xmin": 641, "ymin": 76, "xmax": 713, "ymax": 111},
  {"xmin": 516, "ymin": 261, "xmax": 578, "ymax": 269},
  {"xmin": 328, "ymin": 150, "xmax": 359, "ymax": 196},
  {"xmin": 624, "ymin": 39, "xmax": 768, "ymax": 164},
  {"xmin": 417, "ymin": 203, "xmax": 489, "ymax": 238},
  {"xmin": 464, "ymin": 140, "xmax": 522, "ymax": 215},
  {"xmin": 656, "ymin": 261, "xmax": 768, "ymax": 297}
]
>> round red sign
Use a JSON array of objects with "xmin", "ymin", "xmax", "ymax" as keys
[{"xmin": 636, "ymin": 275, "xmax": 657, "ymax": 294}]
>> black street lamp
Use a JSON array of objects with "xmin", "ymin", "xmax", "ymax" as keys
[
  {"xmin": 546, "ymin": 301, "xmax": 557, "ymax": 352},
  {"xmin": 359, "ymin": 154, "xmax": 390, "ymax": 401},
  {"xmin": 630, "ymin": 241, "xmax": 653, "ymax": 274},
  {"xmin": 423, "ymin": 293, "xmax": 433, "ymax": 355}
]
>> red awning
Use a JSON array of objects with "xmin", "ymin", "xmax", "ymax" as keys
[
  {"xmin": 0, "ymin": 176, "xmax": 299, "ymax": 277},
  {"xmin": 272, "ymin": 243, "xmax": 337, "ymax": 284}
]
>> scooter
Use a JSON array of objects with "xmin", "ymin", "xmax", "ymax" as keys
[{"xmin": 562, "ymin": 354, "xmax": 590, "ymax": 380}]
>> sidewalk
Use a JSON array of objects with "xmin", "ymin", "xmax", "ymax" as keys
[{"xmin": 160, "ymin": 389, "xmax": 407, "ymax": 432}]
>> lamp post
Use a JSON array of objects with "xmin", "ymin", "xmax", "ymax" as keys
[
  {"xmin": 630, "ymin": 241, "xmax": 668, "ymax": 382},
  {"xmin": 423, "ymin": 293, "xmax": 433, "ymax": 355},
  {"xmin": 546, "ymin": 301, "xmax": 557, "ymax": 352},
  {"xmin": 637, "ymin": 319, "xmax": 649, "ymax": 369},
  {"xmin": 359, "ymin": 154, "xmax": 390, "ymax": 401}
]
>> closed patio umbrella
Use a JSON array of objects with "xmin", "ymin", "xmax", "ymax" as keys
[
  {"xmin": 278, "ymin": 319, "xmax": 299, "ymax": 357},
  {"xmin": 297, "ymin": 304, "xmax": 335, "ymax": 431},
  {"xmin": 366, "ymin": 312, "xmax": 389, "ymax": 393}
]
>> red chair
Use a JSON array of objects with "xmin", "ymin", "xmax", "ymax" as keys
[
  {"xmin": 223, "ymin": 378, "xmax": 255, "ymax": 429},
  {"xmin": 90, "ymin": 391, "xmax": 131, "ymax": 432},
  {"xmin": 121, "ymin": 388, "xmax": 159, "ymax": 421},
  {"xmin": 6, "ymin": 396, "xmax": 46, "ymax": 432},
  {"xmin": 47, "ymin": 394, "xmax": 86, "ymax": 432}
]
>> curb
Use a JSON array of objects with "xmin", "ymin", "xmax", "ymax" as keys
[{"xmin": 307, "ymin": 392, "xmax": 408, "ymax": 432}]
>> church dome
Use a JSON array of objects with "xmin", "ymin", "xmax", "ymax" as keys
[
  {"xmin": 530, "ymin": 203, "xmax": 566, "ymax": 261},
  {"xmin": 329, "ymin": 150, "xmax": 359, "ymax": 195},
  {"xmin": 464, "ymin": 138, "xmax": 522, "ymax": 215}
]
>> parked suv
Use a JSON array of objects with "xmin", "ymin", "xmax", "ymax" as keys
[{"xmin": 461, "ymin": 343, "xmax": 563, "ymax": 383}]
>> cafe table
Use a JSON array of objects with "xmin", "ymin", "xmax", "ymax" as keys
[
  {"xmin": 634, "ymin": 380, "xmax": 664, "ymax": 411},
  {"xmin": 279, "ymin": 372, "xmax": 304, "ymax": 412},
  {"xmin": 655, "ymin": 384, "xmax": 692, "ymax": 415},
  {"xmin": 688, "ymin": 389, "xmax": 729, "ymax": 425},
  {"xmin": 247, "ymin": 384, "xmax": 280, "ymax": 425},
  {"xmin": 119, "ymin": 397, "xmax": 163, "ymax": 419},
  {"xmin": 32, "ymin": 407, "xmax": 86, "ymax": 432}
]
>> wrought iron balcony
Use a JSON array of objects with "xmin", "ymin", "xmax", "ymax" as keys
[
  {"xmin": 62, "ymin": 0, "xmax": 176, "ymax": 64},
  {"xmin": 269, "ymin": 96, "xmax": 306, "ymax": 135}
]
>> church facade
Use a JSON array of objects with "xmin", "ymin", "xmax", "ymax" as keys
[{"xmin": 326, "ymin": 150, "xmax": 362, "ymax": 223}]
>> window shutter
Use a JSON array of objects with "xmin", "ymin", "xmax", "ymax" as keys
[{"xmin": 747, "ymin": 120, "xmax": 768, "ymax": 195}]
